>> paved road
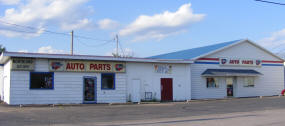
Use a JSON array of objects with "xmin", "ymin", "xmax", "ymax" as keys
[{"xmin": 1, "ymin": 96, "xmax": 285, "ymax": 126}]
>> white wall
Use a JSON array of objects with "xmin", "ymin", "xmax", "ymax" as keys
[
  {"xmin": 207, "ymin": 41, "xmax": 281, "ymax": 61},
  {"xmin": 0, "ymin": 65, "xmax": 3, "ymax": 101},
  {"xmin": 126, "ymin": 62, "xmax": 191, "ymax": 101},
  {"xmin": 9, "ymin": 59, "xmax": 127, "ymax": 105},
  {"xmin": 235, "ymin": 66, "xmax": 284, "ymax": 97},
  {"xmin": 191, "ymin": 64, "xmax": 284, "ymax": 99},
  {"xmin": 3, "ymin": 60, "xmax": 11, "ymax": 104},
  {"xmin": 191, "ymin": 41, "xmax": 284, "ymax": 99}
]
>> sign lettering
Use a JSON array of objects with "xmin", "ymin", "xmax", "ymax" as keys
[
  {"xmin": 220, "ymin": 58, "xmax": 261, "ymax": 67},
  {"xmin": 11, "ymin": 58, "xmax": 35, "ymax": 71},
  {"xmin": 49, "ymin": 60, "xmax": 125, "ymax": 73}
]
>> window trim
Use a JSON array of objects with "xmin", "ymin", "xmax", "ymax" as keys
[
  {"xmin": 206, "ymin": 77, "xmax": 219, "ymax": 88},
  {"xmin": 101, "ymin": 73, "xmax": 115, "ymax": 90},
  {"xmin": 243, "ymin": 77, "xmax": 255, "ymax": 88},
  {"xmin": 29, "ymin": 72, "xmax": 54, "ymax": 90}
]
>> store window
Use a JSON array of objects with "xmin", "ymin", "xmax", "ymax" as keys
[
  {"xmin": 30, "ymin": 72, "xmax": 54, "ymax": 89},
  {"xmin": 206, "ymin": 77, "xmax": 219, "ymax": 88},
  {"xmin": 101, "ymin": 73, "xmax": 115, "ymax": 89},
  {"xmin": 244, "ymin": 77, "xmax": 254, "ymax": 87}
]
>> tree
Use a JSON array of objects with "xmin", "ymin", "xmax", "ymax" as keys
[{"xmin": 0, "ymin": 45, "xmax": 6, "ymax": 54}]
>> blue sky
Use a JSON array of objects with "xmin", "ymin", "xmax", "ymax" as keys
[{"xmin": 0, "ymin": 0, "xmax": 285, "ymax": 57}]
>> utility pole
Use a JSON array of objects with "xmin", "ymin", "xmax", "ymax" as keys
[
  {"xmin": 116, "ymin": 34, "xmax": 119, "ymax": 57},
  {"xmin": 71, "ymin": 30, "xmax": 74, "ymax": 55}
]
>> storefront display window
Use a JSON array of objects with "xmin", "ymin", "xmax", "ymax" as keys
[
  {"xmin": 101, "ymin": 73, "xmax": 115, "ymax": 89},
  {"xmin": 206, "ymin": 77, "xmax": 219, "ymax": 88},
  {"xmin": 244, "ymin": 77, "xmax": 254, "ymax": 87},
  {"xmin": 30, "ymin": 72, "xmax": 54, "ymax": 89}
]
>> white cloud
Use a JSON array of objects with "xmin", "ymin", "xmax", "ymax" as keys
[
  {"xmin": 258, "ymin": 29, "xmax": 285, "ymax": 52},
  {"xmin": 61, "ymin": 18, "xmax": 93, "ymax": 30},
  {"xmin": 0, "ymin": 0, "xmax": 92, "ymax": 37},
  {"xmin": 0, "ymin": 0, "xmax": 20, "ymax": 5},
  {"xmin": 37, "ymin": 46, "xmax": 67, "ymax": 54},
  {"xmin": 119, "ymin": 3, "xmax": 205, "ymax": 41},
  {"xmin": 98, "ymin": 19, "xmax": 120, "ymax": 30}
]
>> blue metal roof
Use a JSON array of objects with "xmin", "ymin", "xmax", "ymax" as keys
[{"xmin": 148, "ymin": 39, "xmax": 242, "ymax": 60}]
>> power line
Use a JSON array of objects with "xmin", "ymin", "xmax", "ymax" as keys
[
  {"xmin": 0, "ymin": 20, "xmax": 70, "ymax": 36},
  {"xmin": 0, "ymin": 27, "xmax": 40, "ymax": 34},
  {"xmin": 0, "ymin": 19, "xmax": 113, "ymax": 42},
  {"xmin": 76, "ymin": 37, "xmax": 115, "ymax": 48},
  {"xmin": 255, "ymin": 0, "xmax": 285, "ymax": 5}
]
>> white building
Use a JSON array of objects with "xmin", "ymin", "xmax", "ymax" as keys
[
  {"xmin": 0, "ymin": 52, "xmax": 191, "ymax": 105},
  {"xmin": 150, "ymin": 39, "xmax": 284, "ymax": 99},
  {"xmin": 0, "ymin": 39, "xmax": 283, "ymax": 105}
]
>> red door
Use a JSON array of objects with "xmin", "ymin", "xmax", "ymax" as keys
[{"xmin": 161, "ymin": 78, "xmax": 173, "ymax": 101}]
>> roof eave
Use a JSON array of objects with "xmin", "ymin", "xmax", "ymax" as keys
[{"xmin": 2, "ymin": 52, "xmax": 194, "ymax": 64}]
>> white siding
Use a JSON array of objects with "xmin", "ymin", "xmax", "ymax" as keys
[
  {"xmin": 235, "ymin": 66, "xmax": 284, "ymax": 97},
  {"xmin": 126, "ymin": 63, "xmax": 191, "ymax": 101},
  {"xmin": 191, "ymin": 64, "xmax": 227, "ymax": 99},
  {"xmin": 9, "ymin": 58, "xmax": 127, "ymax": 105},
  {"xmin": 207, "ymin": 41, "xmax": 281, "ymax": 61},
  {"xmin": 191, "ymin": 64, "xmax": 284, "ymax": 99},
  {"xmin": 191, "ymin": 41, "xmax": 284, "ymax": 99},
  {"xmin": 0, "ymin": 65, "xmax": 3, "ymax": 101},
  {"xmin": 3, "ymin": 60, "xmax": 11, "ymax": 104}
]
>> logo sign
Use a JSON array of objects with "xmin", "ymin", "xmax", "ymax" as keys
[
  {"xmin": 221, "ymin": 59, "xmax": 227, "ymax": 64},
  {"xmin": 256, "ymin": 60, "xmax": 261, "ymax": 66},
  {"xmin": 11, "ymin": 58, "xmax": 35, "ymax": 71},
  {"xmin": 49, "ymin": 60, "xmax": 126, "ymax": 73},
  {"xmin": 115, "ymin": 64, "xmax": 124, "ymax": 71},
  {"xmin": 219, "ymin": 58, "xmax": 262, "ymax": 67},
  {"xmin": 49, "ymin": 60, "xmax": 65, "ymax": 71},
  {"xmin": 154, "ymin": 64, "xmax": 172, "ymax": 74}
]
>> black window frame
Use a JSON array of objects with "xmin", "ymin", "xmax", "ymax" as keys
[
  {"xmin": 30, "ymin": 72, "xmax": 54, "ymax": 90},
  {"xmin": 101, "ymin": 73, "xmax": 115, "ymax": 90}
]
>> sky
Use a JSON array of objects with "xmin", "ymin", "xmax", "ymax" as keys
[{"xmin": 0, "ymin": 0, "xmax": 285, "ymax": 57}]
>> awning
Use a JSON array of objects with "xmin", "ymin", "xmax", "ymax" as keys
[{"xmin": 201, "ymin": 69, "xmax": 262, "ymax": 77}]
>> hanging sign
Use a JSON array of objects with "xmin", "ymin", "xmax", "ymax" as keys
[
  {"xmin": 11, "ymin": 58, "xmax": 35, "ymax": 71},
  {"xmin": 220, "ymin": 58, "xmax": 261, "ymax": 67},
  {"xmin": 49, "ymin": 60, "xmax": 126, "ymax": 73},
  {"xmin": 154, "ymin": 64, "xmax": 172, "ymax": 74}
]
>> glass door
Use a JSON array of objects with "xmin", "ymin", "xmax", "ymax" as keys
[
  {"xmin": 83, "ymin": 77, "xmax": 97, "ymax": 103},
  {"xmin": 226, "ymin": 77, "xmax": 233, "ymax": 97}
]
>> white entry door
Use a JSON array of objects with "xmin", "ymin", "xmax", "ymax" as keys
[{"xmin": 132, "ymin": 79, "xmax": 141, "ymax": 102}]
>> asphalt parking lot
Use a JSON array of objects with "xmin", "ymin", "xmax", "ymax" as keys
[{"xmin": 1, "ymin": 96, "xmax": 285, "ymax": 126}]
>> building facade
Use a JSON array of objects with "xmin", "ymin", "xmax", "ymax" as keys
[
  {"xmin": 0, "ymin": 39, "xmax": 284, "ymax": 105},
  {"xmin": 0, "ymin": 53, "xmax": 191, "ymax": 105}
]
